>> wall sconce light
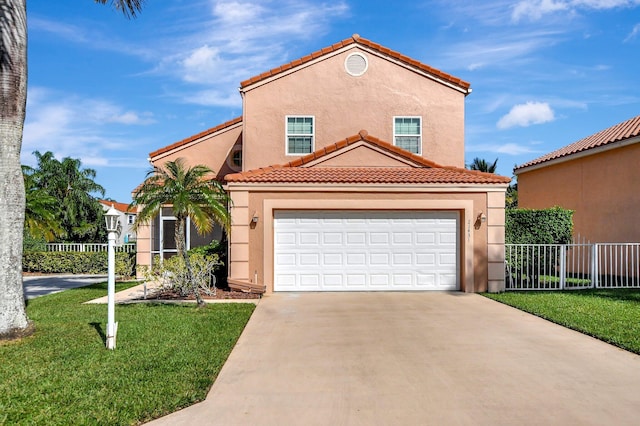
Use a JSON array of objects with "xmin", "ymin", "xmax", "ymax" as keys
[
  {"xmin": 474, "ymin": 212, "xmax": 487, "ymax": 230},
  {"xmin": 251, "ymin": 213, "xmax": 259, "ymax": 224}
]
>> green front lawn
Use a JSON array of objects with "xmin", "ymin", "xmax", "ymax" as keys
[
  {"xmin": 0, "ymin": 282, "xmax": 255, "ymax": 425},
  {"xmin": 484, "ymin": 289, "xmax": 640, "ymax": 354}
]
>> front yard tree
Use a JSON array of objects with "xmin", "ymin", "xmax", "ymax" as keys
[
  {"xmin": 0, "ymin": 0, "xmax": 144, "ymax": 339},
  {"xmin": 29, "ymin": 151, "xmax": 106, "ymax": 242},
  {"xmin": 131, "ymin": 158, "xmax": 231, "ymax": 306}
]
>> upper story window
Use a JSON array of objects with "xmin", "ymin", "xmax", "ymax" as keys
[
  {"xmin": 286, "ymin": 116, "xmax": 314, "ymax": 155},
  {"xmin": 127, "ymin": 214, "xmax": 135, "ymax": 225},
  {"xmin": 394, "ymin": 117, "xmax": 422, "ymax": 155}
]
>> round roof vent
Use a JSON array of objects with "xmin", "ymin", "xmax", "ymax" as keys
[{"xmin": 345, "ymin": 52, "xmax": 368, "ymax": 76}]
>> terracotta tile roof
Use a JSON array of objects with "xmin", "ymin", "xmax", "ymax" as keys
[
  {"xmin": 239, "ymin": 34, "xmax": 471, "ymax": 92},
  {"xmin": 516, "ymin": 114, "xmax": 640, "ymax": 171},
  {"xmin": 149, "ymin": 116, "xmax": 242, "ymax": 159},
  {"xmin": 99, "ymin": 200, "xmax": 136, "ymax": 213},
  {"xmin": 226, "ymin": 130, "xmax": 510, "ymax": 185}
]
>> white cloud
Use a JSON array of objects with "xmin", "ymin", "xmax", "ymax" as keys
[
  {"xmin": 22, "ymin": 87, "xmax": 153, "ymax": 168},
  {"xmin": 159, "ymin": 0, "xmax": 350, "ymax": 93},
  {"xmin": 625, "ymin": 23, "xmax": 640, "ymax": 41},
  {"xmin": 497, "ymin": 102, "xmax": 556, "ymax": 129},
  {"xmin": 436, "ymin": 29, "xmax": 563, "ymax": 71},
  {"xmin": 467, "ymin": 142, "xmax": 542, "ymax": 155},
  {"xmin": 512, "ymin": 0, "xmax": 640, "ymax": 22}
]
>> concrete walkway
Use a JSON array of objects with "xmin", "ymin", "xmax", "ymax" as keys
[{"xmin": 148, "ymin": 292, "xmax": 640, "ymax": 425}]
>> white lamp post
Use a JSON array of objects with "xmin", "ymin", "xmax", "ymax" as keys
[{"xmin": 104, "ymin": 204, "xmax": 119, "ymax": 350}]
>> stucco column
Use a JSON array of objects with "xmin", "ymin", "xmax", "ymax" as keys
[
  {"xmin": 228, "ymin": 190, "xmax": 250, "ymax": 281},
  {"xmin": 487, "ymin": 191, "xmax": 506, "ymax": 292}
]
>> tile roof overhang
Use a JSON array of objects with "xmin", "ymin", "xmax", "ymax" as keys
[
  {"xmin": 515, "ymin": 114, "xmax": 640, "ymax": 174},
  {"xmin": 99, "ymin": 200, "xmax": 135, "ymax": 213},
  {"xmin": 225, "ymin": 130, "xmax": 511, "ymax": 186},
  {"xmin": 148, "ymin": 116, "xmax": 242, "ymax": 160},
  {"xmin": 239, "ymin": 34, "xmax": 471, "ymax": 95}
]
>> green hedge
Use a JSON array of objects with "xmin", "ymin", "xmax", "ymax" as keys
[
  {"xmin": 23, "ymin": 251, "xmax": 136, "ymax": 277},
  {"xmin": 505, "ymin": 207, "xmax": 574, "ymax": 281},
  {"xmin": 506, "ymin": 206, "xmax": 573, "ymax": 244}
]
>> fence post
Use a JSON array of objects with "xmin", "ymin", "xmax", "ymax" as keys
[
  {"xmin": 559, "ymin": 245, "xmax": 566, "ymax": 290},
  {"xmin": 591, "ymin": 244, "xmax": 598, "ymax": 288}
]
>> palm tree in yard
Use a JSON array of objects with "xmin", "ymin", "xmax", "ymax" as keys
[
  {"xmin": 131, "ymin": 158, "xmax": 231, "ymax": 307},
  {"xmin": 0, "ymin": 0, "xmax": 144, "ymax": 339},
  {"xmin": 23, "ymin": 165, "xmax": 65, "ymax": 242},
  {"xmin": 468, "ymin": 157, "xmax": 499, "ymax": 173}
]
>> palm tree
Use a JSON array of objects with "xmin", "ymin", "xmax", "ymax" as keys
[
  {"xmin": 131, "ymin": 158, "xmax": 231, "ymax": 306},
  {"xmin": 468, "ymin": 157, "xmax": 499, "ymax": 173},
  {"xmin": 31, "ymin": 151, "xmax": 106, "ymax": 242},
  {"xmin": 0, "ymin": 0, "xmax": 144, "ymax": 339},
  {"xmin": 23, "ymin": 166, "xmax": 64, "ymax": 242}
]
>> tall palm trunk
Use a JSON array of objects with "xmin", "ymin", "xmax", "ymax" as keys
[
  {"xmin": 0, "ymin": 0, "xmax": 32, "ymax": 338},
  {"xmin": 175, "ymin": 217, "xmax": 205, "ymax": 306}
]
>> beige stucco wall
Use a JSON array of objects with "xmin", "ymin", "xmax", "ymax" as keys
[
  {"xmin": 518, "ymin": 143, "xmax": 640, "ymax": 243},
  {"xmin": 228, "ymin": 186, "xmax": 506, "ymax": 293},
  {"xmin": 150, "ymin": 124, "xmax": 243, "ymax": 180},
  {"xmin": 241, "ymin": 46, "xmax": 466, "ymax": 171}
]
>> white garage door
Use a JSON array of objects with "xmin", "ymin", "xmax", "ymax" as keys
[{"xmin": 273, "ymin": 210, "xmax": 459, "ymax": 291}]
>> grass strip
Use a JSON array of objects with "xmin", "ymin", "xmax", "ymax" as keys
[
  {"xmin": 0, "ymin": 281, "xmax": 255, "ymax": 425},
  {"xmin": 484, "ymin": 289, "xmax": 640, "ymax": 354}
]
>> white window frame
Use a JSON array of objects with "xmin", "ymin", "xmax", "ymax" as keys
[
  {"xmin": 393, "ymin": 116, "xmax": 422, "ymax": 155},
  {"xmin": 127, "ymin": 214, "xmax": 135, "ymax": 225},
  {"xmin": 285, "ymin": 115, "xmax": 315, "ymax": 156}
]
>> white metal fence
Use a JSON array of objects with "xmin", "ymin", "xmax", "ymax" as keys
[
  {"xmin": 505, "ymin": 243, "xmax": 640, "ymax": 290},
  {"xmin": 45, "ymin": 243, "xmax": 136, "ymax": 253}
]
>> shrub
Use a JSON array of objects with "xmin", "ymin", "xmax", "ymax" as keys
[
  {"xmin": 506, "ymin": 206, "xmax": 573, "ymax": 244},
  {"xmin": 23, "ymin": 251, "xmax": 136, "ymax": 277},
  {"xmin": 189, "ymin": 239, "xmax": 227, "ymax": 287},
  {"xmin": 142, "ymin": 253, "xmax": 221, "ymax": 296},
  {"xmin": 505, "ymin": 207, "xmax": 574, "ymax": 282}
]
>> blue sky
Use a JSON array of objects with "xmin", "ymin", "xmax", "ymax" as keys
[{"xmin": 25, "ymin": 0, "xmax": 640, "ymax": 202}]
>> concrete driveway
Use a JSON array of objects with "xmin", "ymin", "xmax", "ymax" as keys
[
  {"xmin": 149, "ymin": 292, "xmax": 640, "ymax": 425},
  {"xmin": 23, "ymin": 274, "xmax": 107, "ymax": 299}
]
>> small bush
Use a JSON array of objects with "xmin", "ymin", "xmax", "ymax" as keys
[{"xmin": 142, "ymin": 253, "xmax": 221, "ymax": 296}]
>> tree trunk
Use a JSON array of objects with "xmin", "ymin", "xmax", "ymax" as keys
[
  {"xmin": 0, "ymin": 0, "xmax": 32, "ymax": 338},
  {"xmin": 175, "ymin": 217, "xmax": 204, "ymax": 306}
]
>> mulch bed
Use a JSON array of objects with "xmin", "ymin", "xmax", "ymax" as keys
[{"xmin": 146, "ymin": 287, "xmax": 261, "ymax": 301}]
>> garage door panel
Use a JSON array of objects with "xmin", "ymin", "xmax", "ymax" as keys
[{"xmin": 274, "ymin": 210, "xmax": 459, "ymax": 291}]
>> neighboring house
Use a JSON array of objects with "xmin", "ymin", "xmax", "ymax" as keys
[
  {"xmin": 515, "ymin": 115, "xmax": 640, "ymax": 243},
  {"xmin": 135, "ymin": 34, "xmax": 511, "ymax": 293},
  {"xmin": 99, "ymin": 200, "xmax": 137, "ymax": 245}
]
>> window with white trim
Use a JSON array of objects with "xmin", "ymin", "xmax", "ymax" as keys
[
  {"xmin": 127, "ymin": 214, "xmax": 135, "ymax": 225},
  {"xmin": 286, "ymin": 116, "xmax": 314, "ymax": 155},
  {"xmin": 394, "ymin": 116, "xmax": 422, "ymax": 154}
]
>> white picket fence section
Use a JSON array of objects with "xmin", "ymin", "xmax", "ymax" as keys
[
  {"xmin": 505, "ymin": 243, "xmax": 640, "ymax": 290},
  {"xmin": 45, "ymin": 243, "xmax": 136, "ymax": 253}
]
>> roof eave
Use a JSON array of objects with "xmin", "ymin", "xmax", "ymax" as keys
[{"xmin": 515, "ymin": 135, "xmax": 640, "ymax": 175}]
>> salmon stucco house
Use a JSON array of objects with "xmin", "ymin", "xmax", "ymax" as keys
[
  {"xmin": 515, "ymin": 114, "xmax": 640, "ymax": 243},
  {"xmin": 135, "ymin": 34, "xmax": 511, "ymax": 293}
]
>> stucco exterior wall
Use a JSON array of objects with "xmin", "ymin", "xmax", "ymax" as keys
[
  {"xmin": 241, "ymin": 47, "xmax": 466, "ymax": 171},
  {"xmin": 150, "ymin": 125, "xmax": 243, "ymax": 179},
  {"xmin": 228, "ymin": 187, "xmax": 506, "ymax": 293},
  {"xmin": 518, "ymin": 143, "xmax": 640, "ymax": 242}
]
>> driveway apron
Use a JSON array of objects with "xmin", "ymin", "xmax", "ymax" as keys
[{"xmin": 149, "ymin": 292, "xmax": 640, "ymax": 425}]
